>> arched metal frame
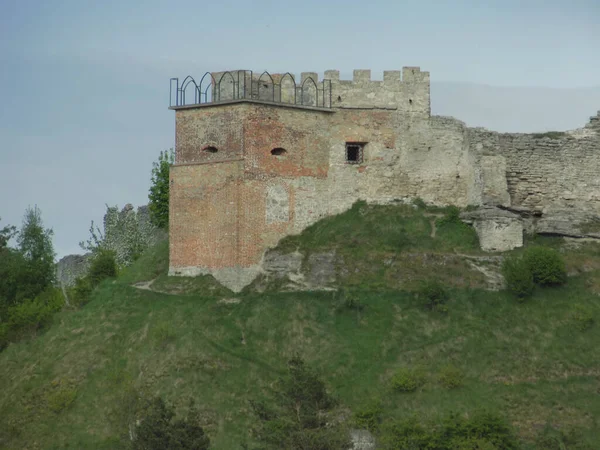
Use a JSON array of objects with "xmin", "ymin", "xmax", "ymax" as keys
[
  {"xmin": 279, "ymin": 72, "xmax": 297, "ymax": 105},
  {"xmin": 257, "ymin": 71, "xmax": 275, "ymax": 102},
  {"xmin": 170, "ymin": 70, "xmax": 331, "ymax": 108},
  {"xmin": 216, "ymin": 71, "xmax": 237, "ymax": 102},
  {"xmin": 300, "ymin": 77, "xmax": 318, "ymax": 107}
]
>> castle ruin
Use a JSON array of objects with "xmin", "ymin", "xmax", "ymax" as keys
[{"xmin": 168, "ymin": 68, "xmax": 600, "ymax": 292}]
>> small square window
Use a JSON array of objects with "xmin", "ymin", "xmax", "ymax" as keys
[{"xmin": 345, "ymin": 143, "xmax": 364, "ymax": 164}]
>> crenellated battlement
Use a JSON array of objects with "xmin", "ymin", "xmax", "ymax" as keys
[
  {"xmin": 169, "ymin": 67, "xmax": 430, "ymax": 115},
  {"xmin": 322, "ymin": 67, "xmax": 430, "ymax": 113}
]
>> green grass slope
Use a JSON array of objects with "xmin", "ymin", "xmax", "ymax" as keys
[{"xmin": 1, "ymin": 202, "xmax": 600, "ymax": 449}]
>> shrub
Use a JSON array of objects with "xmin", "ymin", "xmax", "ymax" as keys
[
  {"xmin": 7, "ymin": 298, "xmax": 53, "ymax": 337},
  {"xmin": 502, "ymin": 255, "xmax": 535, "ymax": 299},
  {"xmin": 534, "ymin": 423, "xmax": 593, "ymax": 450},
  {"xmin": 412, "ymin": 197, "xmax": 427, "ymax": 209},
  {"xmin": 0, "ymin": 323, "xmax": 9, "ymax": 350},
  {"xmin": 418, "ymin": 280, "xmax": 449, "ymax": 312},
  {"xmin": 335, "ymin": 289, "xmax": 365, "ymax": 313},
  {"xmin": 391, "ymin": 367, "xmax": 426, "ymax": 392},
  {"xmin": 353, "ymin": 399, "xmax": 383, "ymax": 432},
  {"xmin": 438, "ymin": 364, "xmax": 464, "ymax": 389},
  {"xmin": 571, "ymin": 305, "xmax": 594, "ymax": 331},
  {"xmin": 382, "ymin": 411, "xmax": 519, "ymax": 450},
  {"xmin": 250, "ymin": 356, "xmax": 350, "ymax": 449},
  {"xmin": 70, "ymin": 277, "xmax": 93, "ymax": 307},
  {"xmin": 152, "ymin": 321, "xmax": 175, "ymax": 349},
  {"xmin": 522, "ymin": 246, "xmax": 567, "ymax": 286},
  {"xmin": 442, "ymin": 411, "xmax": 520, "ymax": 449},
  {"xmin": 46, "ymin": 386, "xmax": 78, "ymax": 413},
  {"xmin": 437, "ymin": 206, "xmax": 461, "ymax": 226},
  {"xmin": 87, "ymin": 249, "xmax": 117, "ymax": 286},
  {"xmin": 383, "ymin": 416, "xmax": 439, "ymax": 449},
  {"xmin": 132, "ymin": 396, "xmax": 210, "ymax": 450}
]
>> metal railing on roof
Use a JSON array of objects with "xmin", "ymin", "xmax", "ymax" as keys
[{"xmin": 169, "ymin": 70, "xmax": 332, "ymax": 109}]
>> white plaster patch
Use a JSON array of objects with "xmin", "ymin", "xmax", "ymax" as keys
[{"xmin": 266, "ymin": 184, "xmax": 290, "ymax": 224}]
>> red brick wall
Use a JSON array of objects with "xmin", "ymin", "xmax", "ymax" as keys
[
  {"xmin": 175, "ymin": 104, "xmax": 245, "ymax": 164},
  {"xmin": 169, "ymin": 161, "xmax": 242, "ymax": 270},
  {"xmin": 170, "ymin": 103, "xmax": 398, "ymax": 273},
  {"xmin": 243, "ymin": 105, "xmax": 331, "ymax": 178}
]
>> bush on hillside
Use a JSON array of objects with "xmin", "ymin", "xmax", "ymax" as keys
[
  {"xmin": 132, "ymin": 396, "xmax": 210, "ymax": 450},
  {"xmin": 522, "ymin": 246, "xmax": 567, "ymax": 286},
  {"xmin": 534, "ymin": 423, "xmax": 593, "ymax": 450},
  {"xmin": 382, "ymin": 411, "xmax": 520, "ymax": 450},
  {"xmin": 87, "ymin": 249, "xmax": 118, "ymax": 285},
  {"xmin": 0, "ymin": 287, "xmax": 64, "ymax": 349},
  {"xmin": 68, "ymin": 250, "xmax": 117, "ymax": 308},
  {"xmin": 70, "ymin": 277, "xmax": 93, "ymax": 307},
  {"xmin": 353, "ymin": 400, "xmax": 383, "ymax": 432},
  {"xmin": 437, "ymin": 206, "xmax": 461, "ymax": 226},
  {"xmin": 502, "ymin": 246, "xmax": 567, "ymax": 299},
  {"xmin": 438, "ymin": 364, "xmax": 464, "ymax": 389},
  {"xmin": 391, "ymin": 367, "xmax": 426, "ymax": 392},
  {"xmin": 418, "ymin": 280, "xmax": 449, "ymax": 312},
  {"xmin": 502, "ymin": 255, "xmax": 535, "ymax": 299},
  {"xmin": 249, "ymin": 356, "xmax": 350, "ymax": 449}
]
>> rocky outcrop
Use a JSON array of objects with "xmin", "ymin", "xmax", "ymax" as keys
[
  {"xmin": 56, "ymin": 253, "xmax": 92, "ymax": 288},
  {"xmin": 349, "ymin": 429, "xmax": 377, "ymax": 450},
  {"xmin": 460, "ymin": 207, "xmax": 523, "ymax": 252},
  {"xmin": 254, "ymin": 250, "xmax": 338, "ymax": 291},
  {"xmin": 535, "ymin": 207, "xmax": 600, "ymax": 238}
]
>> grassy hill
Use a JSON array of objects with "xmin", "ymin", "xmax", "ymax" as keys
[{"xmin": 1, "ymin": 202, "xmax": 600, "ymax": 449}]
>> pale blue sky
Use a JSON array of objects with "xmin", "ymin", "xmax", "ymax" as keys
[{"xmin": 1, "ymin": 0, "xmax": 599, "ymax": 258}]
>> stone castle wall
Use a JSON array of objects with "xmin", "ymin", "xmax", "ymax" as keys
[{"xmin": 168, "ymin": 67, "xmax": 600, "ymax": 291}]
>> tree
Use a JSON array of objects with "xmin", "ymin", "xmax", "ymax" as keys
[
  {"xmin": 16, "ymin": 206, "xmax": 56, "ymax": 299},
  {"xmin": 0, "ymin": 217, "xmax": 17, "ymax": 249},
  {"xmin": 132, "ymin": 397, "xmax": 210, "ymax": 450},
  {"xmin": 250, "ymin": 356, "xmax": 351, "ymax": 449},
  {"xmin": 148, "ymin": 148, "xmax": 175, "ymax": 229}
]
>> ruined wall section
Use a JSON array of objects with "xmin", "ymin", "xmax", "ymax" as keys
[{"xmin": 469, "ymin": 111, "xmax": 600, "ymax": 214}]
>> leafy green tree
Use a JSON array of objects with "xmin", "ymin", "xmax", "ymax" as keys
[
  {"xmin": 0, "ymin": 217, "xmax": 17, "ymax": 249},
  {"xmin": 148, "ymin": 148, "xmax": 175, "ymax": 229},
  {"xmin": 16, "ymin": 206, "xmax": 56, "ymax": 300},
  {"xmin": 0, "ymin": 217, "xmax": 21, "ymax": 317}
]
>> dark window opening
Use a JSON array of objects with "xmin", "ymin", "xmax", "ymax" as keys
[
  {"xmin": 345, "ymin": 143, "xmax": 364, "ymax": 164},
  {"xmin": 271, "ymin": 148, "xmax": 287, "ymax": 156},
  {"xmin": 204, "ymin": 146, "xmax": 218, "ymax": 153}
]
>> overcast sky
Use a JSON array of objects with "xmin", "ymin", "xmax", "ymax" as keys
[{"xmin": 1, "ymin": 0, "xmax": 599, "ymax": 260}]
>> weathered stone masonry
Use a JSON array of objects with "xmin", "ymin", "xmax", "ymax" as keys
[{"xmin": 168, "ymin": 68, "xmax": 600, "ymax": 292}]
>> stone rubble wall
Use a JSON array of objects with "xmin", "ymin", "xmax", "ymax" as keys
[
  {"xmin": 55, "ymin": 253, "xmax": 93, "ymax": 289},
  {"xmin": 56, "ymin": 204, "xmax": 165, "ymax": 288},
  {"xmin": 469, "ymin": 112, "xmax": 600, "ymax": 215}
]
